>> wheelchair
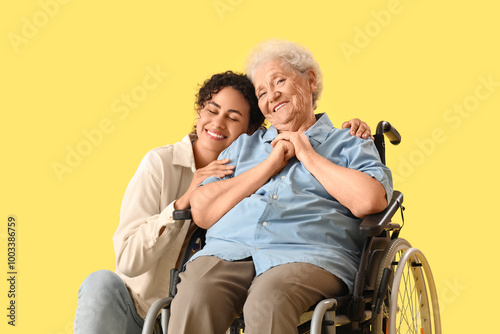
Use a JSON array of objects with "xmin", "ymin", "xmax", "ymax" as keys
[{"xmin": 141, "ymin": 121, "xmax": 442, "ymax": 334}]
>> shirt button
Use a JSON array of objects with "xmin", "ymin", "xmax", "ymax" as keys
[
  {"xmin": 263, "ymin": 221, "xmax": 268, "ymax": 227},
  {"xmin": 281, "ymin": 176, "xmax": 286, "ymax": 180},
  {"xmin": 273, "ymin": 195, "xmax": 278, "ymax": 200}
]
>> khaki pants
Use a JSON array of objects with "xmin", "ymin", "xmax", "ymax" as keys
[{"xmin": 168, "ymin": 256, "xmax": 347, "ymax": 334}]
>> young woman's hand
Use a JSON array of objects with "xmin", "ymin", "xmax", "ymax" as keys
[
  {"xmin": 266, "ymin": 139, "xmax": 296, "ymax": 176},
  {"xmin": 174, "ymin": 159, "xmax": 234, "ymax": 210},
  {"xmin": 342, "ymin": 118, "xmax": 373, "ymax": 140}
]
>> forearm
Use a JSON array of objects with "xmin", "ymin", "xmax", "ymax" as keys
[
  {"xmin": 173, "ymin": 187, "xmax": 193, "ymax": 210},
  {"xmin": 191, "ymin": 160, "xmax": 276, "ymax": 229},
  {"xmin": 301, "ymin": 151, "xmax": 387, "ymax": 218}
]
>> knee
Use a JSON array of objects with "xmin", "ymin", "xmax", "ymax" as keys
[
  {"xmin": 245, "ymin": 275, "xmax": 298, "ymax": 314},
  {"xmin": 243, "ymin": 284, "xmax": 302, "ymax": 334},
  {"xmin": 174, "ymin": 273, "xmax": 215, "ymax": 306},
  {"xmin": 75, "ymin": 270, "xmax": 135, "ymax": 333},
  {"xmin": 244, "ymin": 284, "xmax": 289, "ymax": 319},
  {"xmin": 79, "ymin": 270, "xmax": 124, "ymax": 302},
  {"xmin": 174, "ymin": 259, "xmax": 221, "ymax": 303},
  {"xmin": 173, "ymin": 260, "xmax": 245, "ymax": 314},
  {"xmin": 243, "ymin": 270, "xmax": 310, "ymax": 330}
]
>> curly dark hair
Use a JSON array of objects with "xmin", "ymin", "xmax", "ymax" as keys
[{"xmin": 193, "ymin": 71, "xmax": 265, "ymax": 134}]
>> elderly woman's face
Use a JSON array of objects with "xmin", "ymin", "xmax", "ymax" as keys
[{"xmin": 253, "ymin": 60, "xmax": 317, "ymax": 132}]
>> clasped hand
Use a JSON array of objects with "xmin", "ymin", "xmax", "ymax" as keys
[{"xmin": 268, "ymin": 132, "xmax": 315, "ymax": 175}]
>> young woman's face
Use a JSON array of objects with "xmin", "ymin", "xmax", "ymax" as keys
[{"xmin": 196, "ymin": 86, "xmax": 251, "ymax": 154}]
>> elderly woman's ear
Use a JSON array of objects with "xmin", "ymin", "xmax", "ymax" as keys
[{"xmin": 307, "ymin": 69, "xmax": 318, "ymax": 94}]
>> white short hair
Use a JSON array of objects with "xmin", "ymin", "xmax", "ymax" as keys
[{"xmin": 245, "ymin": 39, "xmax": 323, "ymax": 109}]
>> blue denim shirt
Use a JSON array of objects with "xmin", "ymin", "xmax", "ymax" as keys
[{"xmin": 190, "ymin": 114, "xmax": 393, "ymax": 291}]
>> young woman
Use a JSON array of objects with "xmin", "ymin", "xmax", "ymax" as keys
[{"xmin": 74, "ymin": 71, "xmax": 371, "ymax": 334}]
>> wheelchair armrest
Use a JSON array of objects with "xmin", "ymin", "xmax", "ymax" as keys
[
  {"xmin": 359, "ymin": 191, "xmax": 403, "ymax": 237},
  {"xmin": 141, "ymin": 296, "xmax": 173, "ymax": 334},
  {"xmin": 173, "ymin": 209, "xmax": 192, "ymax": 220},
  {"xmin": 169, "ymin": 268, "xmax": 180, "ymax": 297}
]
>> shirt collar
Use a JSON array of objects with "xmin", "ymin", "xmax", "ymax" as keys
[
  {"xmin": 304, "ymin": 113, "xmax": 332, "ymax": 145},
  {"xmin": 263, "ymin": 113, "xmax": 333, "ymax": 145},
  {"xmin": 172, "ymin": 133, "xmax": 197, "ymax": 172},
  {"xmin": 263, "ymin": 126, "xmax": 278, "ymax": 143}
]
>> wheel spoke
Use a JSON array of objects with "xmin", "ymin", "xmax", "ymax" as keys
[
  {"xmin": 373, "ymin": 240, "xmax": 440, "ymax": 334},
  {"xmin": 397, "ymin": 260, "xmax": 422, "ymax": 333}
]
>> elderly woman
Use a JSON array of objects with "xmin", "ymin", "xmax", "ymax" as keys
[
  {"xmin": 74, "ymin": 69, "xmax": 368, "ymax": 334},
  {"xmin": 168, "ymin": 40, "xmax": 392, "ymax": 334}
]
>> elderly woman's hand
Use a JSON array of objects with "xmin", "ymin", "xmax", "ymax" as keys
[
  {"xmin": 271, "ymin": 131, "xmax": 315, "ymax": 164},
  {"xmin": 342, "ymin": 118, "xmax": 373, "ymax": 140}
]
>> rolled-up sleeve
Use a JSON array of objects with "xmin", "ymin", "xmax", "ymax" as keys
[{"xmin": 340, "ymin": 136, "xmax": 393, "ymax": 202}]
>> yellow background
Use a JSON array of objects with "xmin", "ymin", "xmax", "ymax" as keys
[{"xmin": 1, "ymin": 0, "xmax": 499, "ymax": 333}]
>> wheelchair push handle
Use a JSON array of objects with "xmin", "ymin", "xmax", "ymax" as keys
[{"xmin": 376, "ymin": 121, "xmax": 401, "ymax": 145}]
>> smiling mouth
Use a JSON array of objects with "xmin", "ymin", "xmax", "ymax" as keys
[
  {"xmin": 274, "ymin": 102, "xmax": 288, "ymax": 112},
  {"xmin": 206, "ymin": 129, "xmax": 226, "ymax": 140}
]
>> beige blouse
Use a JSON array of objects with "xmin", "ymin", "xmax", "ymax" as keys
[{"xmin": 113, "ymin": 134, "xmax": 196, "ymax": 318}]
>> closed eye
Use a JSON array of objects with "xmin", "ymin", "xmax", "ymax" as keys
[{"xmin": 228, "ymin": 110, "xmax": 243, "ymax": 122}]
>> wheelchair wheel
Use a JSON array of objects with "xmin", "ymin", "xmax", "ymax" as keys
[
  {"xmin": 372, "ymin": 238, "xmax": 441, "ymax": 334},
  {"xmin": 372, "ymin": 238, "xmax": 410, "ymax": 333}
]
